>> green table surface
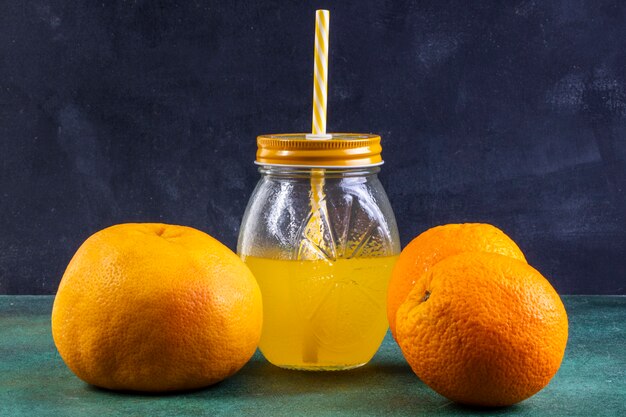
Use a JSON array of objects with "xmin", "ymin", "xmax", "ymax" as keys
[{"xmin": 1, "ymin": 296, "xmax": 624, "ymax": 417}]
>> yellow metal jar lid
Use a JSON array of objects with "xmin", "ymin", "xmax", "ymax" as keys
[{"xmin": 256, "ymin": 133, "xmax": 383, "ymax": 168}]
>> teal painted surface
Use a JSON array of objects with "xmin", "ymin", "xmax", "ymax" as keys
[{"xmin": 0, "ymin": 296, "xmax": 624, "ymax": 417}]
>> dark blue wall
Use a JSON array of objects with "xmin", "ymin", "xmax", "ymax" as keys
[{"xmin": 1, "ymin": 1, "xmax": 625, "ymax": 294}]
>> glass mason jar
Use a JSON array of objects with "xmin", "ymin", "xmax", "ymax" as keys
[{"xmin": 238, "ymin": 134, "xmax": 400, "ymax": 370}]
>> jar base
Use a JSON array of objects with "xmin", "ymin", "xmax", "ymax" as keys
[{"xmin": 269, "ymin": 362, "xmax": 368, "ymax": 371}]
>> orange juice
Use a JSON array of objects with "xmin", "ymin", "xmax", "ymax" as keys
[{"xmin": 244, "ymin": 255, "xmax": 397, "ymax": 370}]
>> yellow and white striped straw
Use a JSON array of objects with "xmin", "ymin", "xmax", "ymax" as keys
[
  {"xmin": 311, "ymin": 9, "xmax": 330, "ymax": 135},
  {"xmin": 302, "ymin": 9, "xmax": 331, "ymax": 364}
]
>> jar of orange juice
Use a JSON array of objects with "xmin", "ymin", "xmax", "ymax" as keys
[{"xmin": 238, "ymin": 133, "xmax": 400, "ymax": 370}]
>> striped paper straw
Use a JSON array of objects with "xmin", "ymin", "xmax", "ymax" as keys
[
  {"xmin": 311, "ymin": 9, "xmax": 330, "ymax": 135},
  {"xmin": 303, "ymin": 10, "xmax": 331, "ymax": 364}
]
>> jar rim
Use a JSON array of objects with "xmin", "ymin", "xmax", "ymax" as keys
[{"xmin": 254, "ymin": 161, "xmax": 384, "ymax": 169}]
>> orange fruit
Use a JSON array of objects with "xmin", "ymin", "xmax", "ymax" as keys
[
  {"xmin": 387, "ymin": 223, "xmax": 526, "ymax": 338},
  {"xmin": 51, "ymin": 223, "xmax": 263, "ymax": 392},
  {"xmin": 396, "ymin": 252, "xmax": 568, "ymax": 406}
]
